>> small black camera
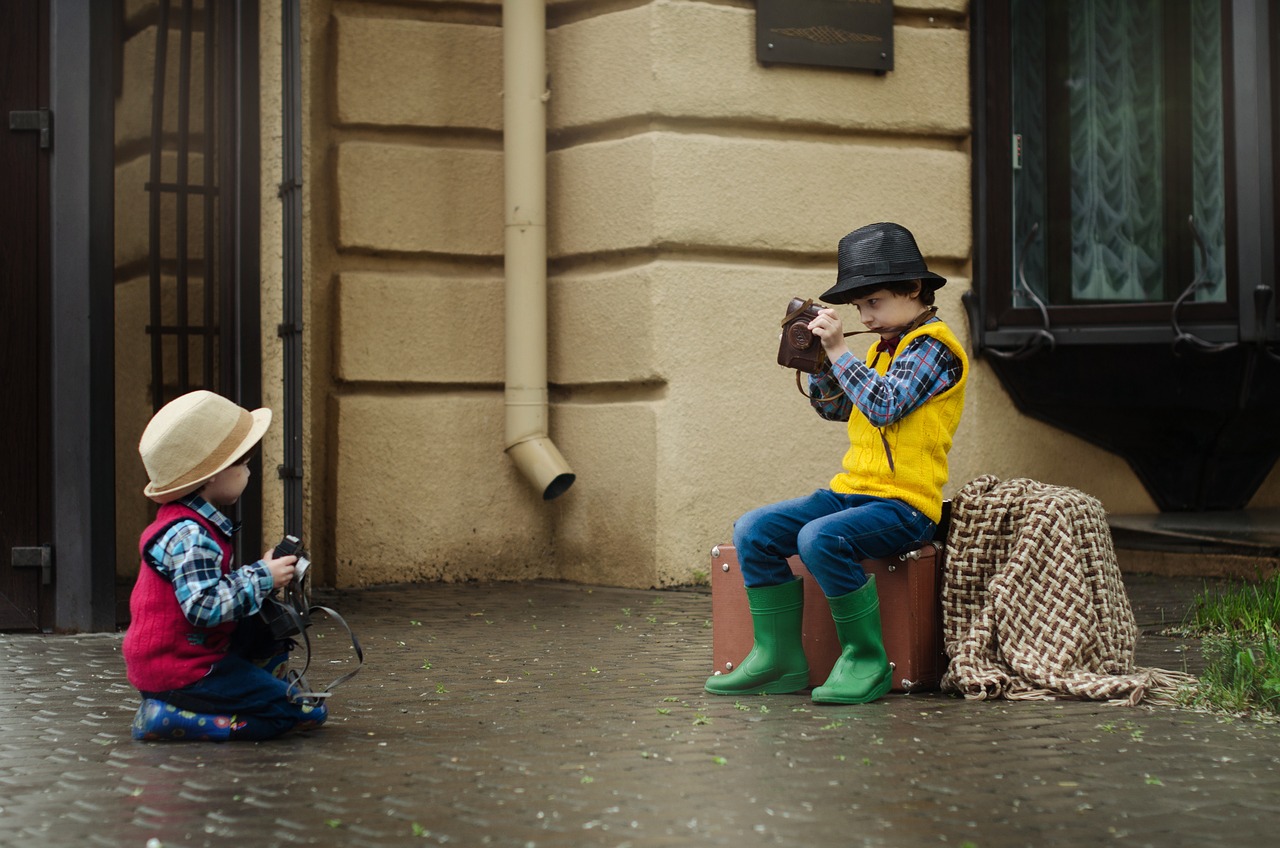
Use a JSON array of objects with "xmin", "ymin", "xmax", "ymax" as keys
[{"xmin": 260, "ymin": 534, "xmax": 312, "ymax": 639}]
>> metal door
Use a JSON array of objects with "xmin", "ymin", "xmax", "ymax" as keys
[{"xmin": 1, "ymin": 0, "xmax": 52, "ymax": 630}]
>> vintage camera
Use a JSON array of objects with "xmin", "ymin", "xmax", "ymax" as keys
[
  {"xmin": 259, "ymin": 534, "xmax": 313, "ymax": 640},
  {"xmin": 777, "ymin": 297, "xmax": 827, "ymax": 373}
]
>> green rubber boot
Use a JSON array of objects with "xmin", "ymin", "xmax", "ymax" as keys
[
  {"xmin": 811, "ymin": 575, "xmax": 893, "ymax": 705},
  {"xmin": 705, "ymin": 578, "xmax": 810, "ymax": 696}
]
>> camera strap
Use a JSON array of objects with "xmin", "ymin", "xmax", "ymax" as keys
[
  {"xmin": 283, "ymin": 604, "xmax": 366, "ymax": 705},
  {"xmin": 792, "ymin": 305, "xmax": 939, "ymax": 402}
]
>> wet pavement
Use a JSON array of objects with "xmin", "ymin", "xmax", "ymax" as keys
[{"xmin": 2, "ymin": 573, "xmax": 1278, "ymax": 848}]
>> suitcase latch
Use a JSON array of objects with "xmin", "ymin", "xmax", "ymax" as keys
[{"xmin": 898, "ymin": 541, "xmax": 941, "ymax": 563}]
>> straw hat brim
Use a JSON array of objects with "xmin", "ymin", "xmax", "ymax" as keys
[{"xmin": 143, "ymin": 408, "xmax": 272, "ymax": 503}]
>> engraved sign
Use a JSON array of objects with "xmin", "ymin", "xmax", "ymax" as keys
[{"xmin": 757, "ymin": 0, "xmax": 894, "ymax": 73}]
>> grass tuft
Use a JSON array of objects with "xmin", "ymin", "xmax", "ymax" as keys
[
  {"xmin": 1180, "ymin": 575, "xmax": 1280, "ymax": 718},
  {"xmin": 1189, "ymin": 632, "xmax": 1280, "ymax": 716},
  {"xmin": 1185, "ymin": 575, "xmax": 1280, "ymax": 637}
]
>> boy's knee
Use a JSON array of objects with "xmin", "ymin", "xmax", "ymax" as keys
[
  {"xmin": 732, "ymin": 508, "xmax": 765, "ymax": 549},
  {"xmin": 797, "ymin": 524, "xmax": 846, "ymax": 568}
]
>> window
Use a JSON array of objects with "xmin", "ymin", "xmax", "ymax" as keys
[
  {"xmin": 1014, "ymin": 0, "xmax": 1225, "ymax": 306},
  {"xmin": 970, "ymin": 0, "xmax": 1279, "ymax": 346}
]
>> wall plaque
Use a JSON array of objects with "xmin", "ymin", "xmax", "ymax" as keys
[{"xmin": 756, "ymin": 0, "xmax": 894, "ymax": 73}]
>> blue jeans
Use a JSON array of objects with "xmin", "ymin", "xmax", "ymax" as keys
[
  {"xmin": 144, "ymin": 617, "xmax": 324, "ymax": 741},
  {"xmin": 733, "ymin": 489, "xmax": 936, "ymax": 597}
]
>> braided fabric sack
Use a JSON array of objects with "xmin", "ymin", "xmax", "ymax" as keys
[{"xmin": 940, "ymin": 476, "xmax": 1194, "ymax": 705}]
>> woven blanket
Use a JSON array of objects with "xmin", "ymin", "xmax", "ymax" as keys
[{"xmin": 940, "ymin": 476, "xmax": 1194, "ymax": 705}]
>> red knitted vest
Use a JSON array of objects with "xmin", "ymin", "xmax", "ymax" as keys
[{"xmin": 122, "ymin": 502, "xmax": 238, "ymax": 692}]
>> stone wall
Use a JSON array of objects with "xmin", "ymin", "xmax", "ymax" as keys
[{"xmin": 320, "ymin": 0, "xmax": 982, "ymax": 587}]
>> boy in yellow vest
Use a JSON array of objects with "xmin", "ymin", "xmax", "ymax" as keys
[{"xmin": 706, "ymin": 222, "xmax": 968, "ymax": 704}]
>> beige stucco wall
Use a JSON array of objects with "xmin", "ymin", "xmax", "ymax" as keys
[
  {"xmin": 320, "ymin": 0, "xmax": 980, "ymax": 588},
  {"xmin": 312, "ymin": 0, "xmax": 1272, "ymax": 590}
]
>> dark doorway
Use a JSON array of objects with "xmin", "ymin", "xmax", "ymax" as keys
[{"xmin": 1, "ymin": 0, "xmax": 52, "ymax": 631}]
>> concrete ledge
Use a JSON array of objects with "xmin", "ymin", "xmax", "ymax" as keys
[{"xmin": 1117, "ymin": 548, "xmax": 1279, "ymax": 582}]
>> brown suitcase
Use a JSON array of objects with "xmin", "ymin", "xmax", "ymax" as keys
[{"xmin": 709, "ymin": 542, "xmax": 947, "ymax": 692}]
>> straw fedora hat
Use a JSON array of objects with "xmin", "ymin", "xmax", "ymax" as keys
[
  {"xmin": 820, "ymin": 222, "xmax": 947, "ymax": 304},
  {"xmin": 140, "ymin": 390, "xmax": 272, "ymax": 503}
]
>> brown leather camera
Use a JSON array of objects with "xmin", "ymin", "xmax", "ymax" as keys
[{"xmin": 777, "ymin": 297, "xmax": 826, "ymax": 373}]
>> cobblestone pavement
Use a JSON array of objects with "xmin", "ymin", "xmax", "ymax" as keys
[{"xmin": 2, "ymin": 574, "xmax": 1278, "ymax": 848}]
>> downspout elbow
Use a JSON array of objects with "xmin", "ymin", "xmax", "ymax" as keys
[{"xmin": 506, "ymin": 433, "xmax": 575, "ymax": 501}]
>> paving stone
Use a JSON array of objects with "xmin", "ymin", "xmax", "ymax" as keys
[{"xmin": 1, "ymin": 576, "xmax": 1278, "ymax": 846}]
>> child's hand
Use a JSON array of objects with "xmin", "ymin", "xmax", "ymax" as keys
[
  {"xmin": 809, "ymin": 308, "xmax": 850, "ymax": 361},
  {"xmin": 262, "ymin": 549, "xmax": 298, "ymax": 590}
]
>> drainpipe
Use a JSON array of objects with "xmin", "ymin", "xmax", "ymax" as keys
[{"xmin": 502, "ymin": 0, "xmax": 575, "ymax": 500}]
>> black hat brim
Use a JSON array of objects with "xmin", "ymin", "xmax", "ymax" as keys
[{"xmin": 820, "ymin": 270, "xmax": 946, "ymax": 305}]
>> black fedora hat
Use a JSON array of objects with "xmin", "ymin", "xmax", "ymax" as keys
[{"xmin": 820, "ymin": 222, "xmax": 946, "ymax": 304}]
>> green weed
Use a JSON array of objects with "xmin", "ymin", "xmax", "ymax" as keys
[
  {"xmin": 1181, "ymin": 577, "xmax": 1280, "ymax": 718},
  {"xmin": 1185, "ymin": 575, "xmax": 1280, "ymax": 637},
  {"xmin": 1189, "ymin": 632, "xmax": 1280, "ymax": 716}
]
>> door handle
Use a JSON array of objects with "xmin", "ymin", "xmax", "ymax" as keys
[
  {"xmin": 12, "ymin": 545, "xmax": 53, "ymax": 586},
  {"xmin": 9, "ymin": 109, "xmax": 52, "ymax": 149}
]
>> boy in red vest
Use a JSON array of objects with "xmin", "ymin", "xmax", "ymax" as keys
[
  {"xmin": 124, "ymin": 390, "xmax": 326, "ymax": 740},
  {"xmin": 706, "ymin": 222, "xmax": 968, "ymax": 704}
]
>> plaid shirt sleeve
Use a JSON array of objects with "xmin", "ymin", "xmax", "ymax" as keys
[
  {"xmin": 808, "ymin": 333, "xmax": 961, "ymax": 427},
  {"xmin": 147, "ymin": 521, "xmax": 274, "ymax": 627},
  {"xmin": 808, "ymin": 361, "xmax": 854, "ymax": 422}
]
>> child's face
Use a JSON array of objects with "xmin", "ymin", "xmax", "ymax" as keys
[
  {"xmin": 200, "ymin": 460, "xmax": 251, "ymax": 506},
  {"xmin": 848, "ymin": 287, "xmax": 924, "ymax": 338}
]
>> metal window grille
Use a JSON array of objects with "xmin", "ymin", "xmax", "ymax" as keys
[
  {"xmin": 145, "ymin": 0, "xmax": 221, "ymax": 410},
  {"xmin": 142, "ymin": 0, "xmax": 263, "ymax": 554}
]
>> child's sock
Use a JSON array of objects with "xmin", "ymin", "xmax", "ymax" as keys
[{"xmin": 131, "ymin": 698, "xmax": 233, "ymax": 742}]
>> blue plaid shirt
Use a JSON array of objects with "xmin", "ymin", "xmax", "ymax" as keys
[
  {"xmin": 144, "ymin": 494, "xmax": 274, "ymax": 628},
  {"xmin": 808, "ymin": 319, "xmax": 962, "ymax": 425}
]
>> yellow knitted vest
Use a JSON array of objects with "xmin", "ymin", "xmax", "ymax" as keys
[{"xmin": 828, "ymin": 320, "xmax": 968, "ymax": 523}]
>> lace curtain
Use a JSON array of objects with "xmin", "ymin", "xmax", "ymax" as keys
[{"xmin": 1010, "ymin": 0, "xmax": 1224, "ymax": 304}]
